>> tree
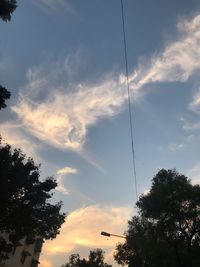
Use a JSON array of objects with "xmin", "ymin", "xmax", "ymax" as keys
[
  {"xmin": 0, "ymin": 0, "xmax": 17, "ymax": 22},
  {"xmin": 0, "ymin": 0, "xmax": 18, "ymax": 108},
  {"xmin": 114, "ymin": 169, "xmax": 200, "ymax": 267},
  {"xmin": 115, "ymin": 216, "xmax": 178, "ymax": 267},
  {"xmin": 61, "ymin": 249, "xmax": 112, "ymax": 267},
  {"xmin": 0, "ymin": 139, "xmax": 66, "ymax": 262},
  {"xmin": 0, "ymin": 85, "xmax": 11, "ymax": 109}
]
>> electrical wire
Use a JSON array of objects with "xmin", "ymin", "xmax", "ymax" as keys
[{"xmin": 120, "ymin": 0, "xmax": 138, "ymax": 201}]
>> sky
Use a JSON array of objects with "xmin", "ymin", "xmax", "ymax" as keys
[{"xmin": 1, "ymin": 0, "xmax": 200, "ymax": 266}]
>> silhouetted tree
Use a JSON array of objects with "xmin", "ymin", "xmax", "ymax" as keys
[
  {"xmin": 0, "ymin": 0, "xmax": 18, "ymax": 109},
  {"xmin": 0, "ymin": 85, "xmax": 10, "ymax": 109},
  {"xmin": 114, "ymin": 169, "xmax": 200, "ymax": 267},
  {"xmin": 61, "ymin": 249, "xmax": 112, "ymax": 267},
  {"xmin": 0, "ymin": 0, "xmax": 17, "ymax": 22},
  {"xmin": 0, "ymin": 139, "xmax": 66, "ymax": 262},
  {"xmin": 115, "ymin": 216, "xmax": 177, "ymax": 267}
]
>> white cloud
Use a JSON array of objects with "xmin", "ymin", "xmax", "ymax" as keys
[
  {"xmin": 0, "ymin": 122, "xmax": 39, "ymax": 160},
  {"xmin": 39, "ymin": 258, "xmax": 53, "ymax": 267},
  {"xmin": 187, "ymin": 163, "xmax": 200, "ymax": 185},
  {"xmin": 189, "ymin": 88, "xmax": 200, "ymax": 114},
  {"xmin": 33, "ymin": 0, "xmax": 75, "ymax": 14},
  {"xmin": 143, "ymin": 189, "xmax": 150, "ymax": 196},
  {"xmin": 128, "ymin": 14, "xmax": 200, "ymax": 89},
  {"xmin": 180, "ymin": 117, "xmax": 200, "ymax": 131},
  {"xmin": 130, "ymin": 14, "xmax": 200, "ymax": 133},
  {"xmin": 168, "ymin": 143, "xmax": 185, "ymax": 151},
  {"xmin": 56, "ymin": 166, "xmax": 77, "ymax": 195},
  {"xmin": 6, "ymin": 13, "xmax": 200, "ymax": 154},
  {"xmin": 12, "ymin": 74, "xmax": 128, "ymax": 151},
  {"xmin": 57, "ymin": 166, "xmax": 77, "ymax": 175},
  {"xmin": 40, "ymin": 205, "xmax": 133, "ymax": 267},
  {"xmin": 165, "ymin": 134, "xmax": 197, "ymax": 152}
]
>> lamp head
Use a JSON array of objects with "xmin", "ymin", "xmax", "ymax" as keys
[{"xmin": 101, "ymin": 231, "xmax": 111, "ymax": 237}]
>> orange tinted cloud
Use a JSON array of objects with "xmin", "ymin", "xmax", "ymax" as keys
[
  {"xmin": 39, "ymin": 258, "xmax": 53, "ymax": 267},
  {"xmin": 40, "ymin": 205, "xmax": 133, "ymax": 267}
]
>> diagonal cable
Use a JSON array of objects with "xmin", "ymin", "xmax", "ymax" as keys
[{"xmin": 120, "ymin": 0, "xmax": 138, "ymax": 201}]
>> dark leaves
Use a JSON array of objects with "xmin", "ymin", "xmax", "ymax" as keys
[
  {"xmin": 115, "ymin": 169, "xmax": 200, "ymax": 267},
  {"xmin": 0, "ymin": 85, "xmax": 11, "ymax": 109},
  {"xmin": 0, "ymin": 0, "xmax": 17, "ymax": 22},
  {"xmin": 0, "ymin": 140, "xmax": 66, "ymax": 259},
  {"xmin": 62, "ymin": 249, "xmax": 112, "ymax": 267}
]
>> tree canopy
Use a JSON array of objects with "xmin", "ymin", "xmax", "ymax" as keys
[
  {"xmin": 61, "ymin": 249, "xmax": 112, "ymax": 267},
  {"xmin": 0, "ymin": 139, "xmax": 66, "ymax": 261},
  {"xmin": 0, "ymin": 0, "xmax": 66, "ymax": 264},
  {"xmin": 114, "ymin": 169, "xmax": 200, "ymax": 267},
  {"xmin": 0, "ymin": 0, "xmax": 17, "ymax": 109},
  {"xmin": 0, "ymin": 85, "xmax": 10, "ymax": 110},
  {"xmin": 0, "ymin": 0, "xmax": 17, "ymax": 22}
]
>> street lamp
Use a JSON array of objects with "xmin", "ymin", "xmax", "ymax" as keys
[{"xmin": 101, "ymin": 231, "xmax": 126, "ymax": 239}]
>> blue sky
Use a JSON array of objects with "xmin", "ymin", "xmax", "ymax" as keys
[{"xmin": 1, "ymin": 1, "xmax": 200, "ymax": 266}]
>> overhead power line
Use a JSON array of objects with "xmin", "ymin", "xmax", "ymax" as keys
[{"xmin": 120, "ymin": 0, "xmax": 138, "ymax": 201}]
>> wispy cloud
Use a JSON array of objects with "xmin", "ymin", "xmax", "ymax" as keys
[
  {"xmin": 189, "ymin": 88, "xmax": 200, "ymax": 114},
  {"xmin": 57, "ymin": 166, "xmax": 77, "ymax": 175},
  {"xmin": 12, "ymin": 70, "xmax": 128, "ymax": 152},
  {"xmin": 128, "ymin": 14, "xmax": 200, "ymax": 88},
  {"xmin": 41, "ymin": 205, "xmax": 132, "ymax": 266},
  {"xmin": 142, "ymin": 189, "xmax": 150, "ymax": 196},
  {"xmin": 187, "ymin": 163, "xmax": 200, "ymax": 185},
  {"xmin": 33, "ymin": 0, "xmax": 75, "ymax": 15},
  {"xmin": 130, "ymin": 14, "xmax": 200, "ymax": 134},
  {"xmin": 168, "ymin": 143, "xmax": 185, "ymax": 152},
  {"xmin": 160, "ymin": 134, "xmax": 197, "ymax": 152},
  {"xmin": 39, "ymin": 259, "xmax": 53, "ymax": 267},
  {"xmin": 0, "ymin": 122, "xmax": 40, "ymax": 160},
  {"xmin": 56, "ymin": 166, "xmax": 77, "ymax": 195},
  {"xmin": 180, "ymin": 117, "xmax": 200, "ymax": 131},
  {"xmin": 6, "ymin": 13, "xmax": 200, "ymax": 155}
]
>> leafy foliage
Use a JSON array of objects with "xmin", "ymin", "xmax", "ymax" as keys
[
  {"xmin": 115, "ymin": 216, "xmax": 177, "ymax": 267},
  {"xmin": 114, "ymin": 169, "xmax": 200, "ymax": 267},
  {"xmin": 0, "ymin": 85, "xmax": 10, "ymax": 110},
  {"xmin": 0, "ymin": 0, "xmax": 17, "ymax": 22},
  {"xmin": 0, "ymin": 237, "xmax": 12, "ymax": 266},
  {"xmin": 0, "ymin": 140, "xmax": 66, "ymax": 260},
  {"xmin": 61, "ymin": 249, "xmax": 112, "ymax": 267}
]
